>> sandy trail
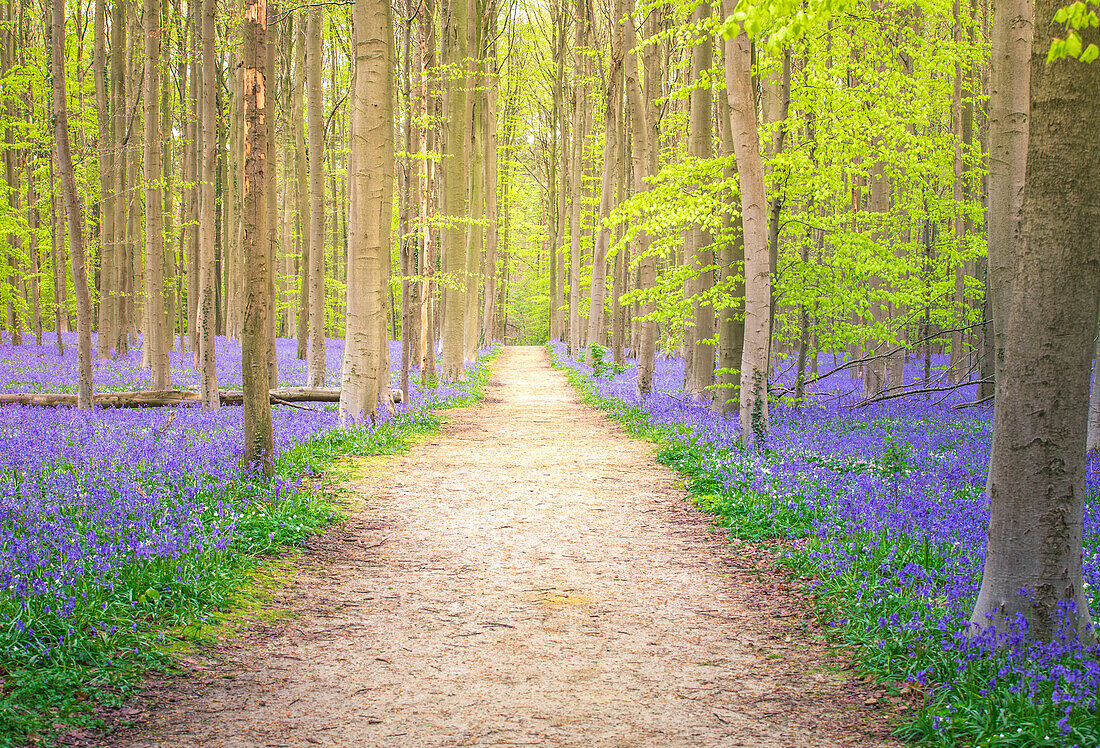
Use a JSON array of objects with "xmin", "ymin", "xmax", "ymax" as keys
[{"xmin": 119, "ymin": 346, "xmax": 894, "ymax": 748}]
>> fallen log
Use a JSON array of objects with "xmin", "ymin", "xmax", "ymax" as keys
[{"xmin": 0, "ymin": 387, "xmax": 345, "ymax": 409}]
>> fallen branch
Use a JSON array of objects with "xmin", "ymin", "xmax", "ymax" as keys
[{"xmin": 0, "ymin": 386, "xmax": 343, "ymax": 408}]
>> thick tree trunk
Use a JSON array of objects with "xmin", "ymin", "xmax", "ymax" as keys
[
  {"xmin": 340, "ymin": 0, "xmax": 393, "ymax": 421},
  {"xmin": 722, "ymin": 1, "xmax": 770, "ymax": 446},
  {"xmin": 985, "ymin": 0, "xmax": 1032, "ymax": 388},
  {"xmin": 144, "ymin": 0, "xmax": 170, "ymax": 389},
  {"xmin": 50, "ymin": 0, "xmax": 93, "ymax": 408},
  {"xmin": 198, "ymin": 0, "xmax": 220, "ymax": 408},
  {"xmin": 969, "ymin": 3, "xmax": 1099, "ymax": 643},
  {"xmin": 242, "ymin": 0, "xmax": 275, "ymax": 475}
]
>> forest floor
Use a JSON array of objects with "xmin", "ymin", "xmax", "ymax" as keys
[{"xmin": 94, "ymin": 346, "xmax": 900, "ymax": 748}]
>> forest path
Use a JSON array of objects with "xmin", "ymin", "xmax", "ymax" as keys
[{"xmin": 117, "ymin": 346, "xmax": 895, "ymax": 748}]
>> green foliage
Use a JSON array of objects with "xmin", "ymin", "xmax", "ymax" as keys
[
  {"xmin": 587, "ymin": 344, "xmax": 627, "ymax": 379},
  {"xmin": 1049, "ymin": 1, "xmax": 1100, "ymax": 63}
]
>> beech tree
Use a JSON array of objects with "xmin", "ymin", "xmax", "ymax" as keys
[
  {"xmin": 340, "ymin": 0, "xmax": 393, "ymax": 421},
  {"xmin": 144, "ymin": 0, "xmax": 170, "ymax": 390},
  {"xmin": 306, "ymin": 9, "xmax": 326, "ymax": 388},
  {"xmin": 969, "ymin": 1, "xmax": 1100, "ymax": 642},
  {"xmin": 720, "ymin": 0, "xmax": 770, "ymax": 446},
  {"xmin": 241, "ymin": 0, "xmax": 275, "ymax": 474},
  {"xmin": 49, "ymin": 0, "xmax": 91, "ymax": 409}
]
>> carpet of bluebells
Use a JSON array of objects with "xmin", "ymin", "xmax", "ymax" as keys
[
  {"xmin": 551, "ymin": 341, "xmax": 1100, "ymax": 748},
  {"xmin": 0, "ymin": 333, "xmax": 473, "ymax": 744}
]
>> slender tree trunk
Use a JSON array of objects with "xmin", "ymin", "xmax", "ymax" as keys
[
  {"xmin": 684, "ymin": 0, "xmax": 714, "ymax": 401},
  {"xmin": 110, "ymin": 0, "xmax": 128, "ymax": 355},
  {"xmin": 716, "ymin": 79, "xmax": 744, "ymax": 415},
  {"xmin": 417, "ymin": 0, "xmax": 437, "ymax": 387},
  {"xmin": 462, "ymin": 44, "xmax": 484, "ymax": 363},
  {"xmin": 95, "ymin": 0, "xmax": 112, "ymax": 358},
  {"xmin": 722, "ymin": 0, "xmax": 770, "ymax": 446},
  {"xmin": 51, "ymin": 0, "xmax": 93, "ymax": 408},
  {"xmin": 479, "ymin": 37, "xmax": 500, "ymax": 346},
  {"xmin": 621, "ymin": 0, "xmax": 656, "ymax": 395},
  {"xmin": 586, "ymin": 45, "xmax": 621, "ymax": 358},
  {"xmin": 292, "ymin": 17, "xmax": 310, "ymax": 360},
  {"xmin": 144, "ymin": 0, "xmax": 169, "ymax": 388},
  {"xmin": 567, "ymin": 0, "xmax": 588, "ymax": 358},
  {"xmin": 265, "ymin": 16, "xmax": 279, "ymax": 386},
  {"xmin": 341, "ymin": 0, "xmax": 393, "ymax": 420},
  {"xmin": 49, "ymin": 151, "xmax": 65, "ymax": 354},
  {"xmin": 440, "ymin": 0, "xmax": 469, "ymax": 380},
  {"xmin": 198, "ymin": 0, "xmax": 220, "ymax": 408},
  {"xmin": 970, "ymin": 1, "xmax": 1099, "ymax": 642}
]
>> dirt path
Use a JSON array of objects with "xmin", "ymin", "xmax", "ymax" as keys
[{"xmin": 114, "ymin": 346, "xmax": 896, "ymax": 747}]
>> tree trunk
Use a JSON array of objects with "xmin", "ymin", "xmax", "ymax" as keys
[
  {"xmin": 439, "ymin": 0, "xmax": 469, "ymax": 381},
  {"xmin": 48, "ymin": 151, "xmax": 65, "ymax": 354},
  {"xmin": 479, "ymin": 36, "xmax": 500, "ymax": 347},
  {"xmin": 716, "ymin": 74, "xmax": 744, "ymax": 416},
  {"xmin": 265, "ymin": 17, "xmax": 279, "ymax": 388},
  {"xmin": 340, "ymin": 0, "xmax": 393, "ymax": 421},
  {"xmin": 50, "ymin": 0, "xmax": 93, "ymax": 408},
  {"xmin": 567, "ymin": 0, "xmax": 589, "ymax": 358},
  {"xmin": 985, "ymin": 0, "xmax": 1032, "ymax": 390},
  {"xmin": 586, "ymin": 43, "xmax": 621, "ymax": 358},
  {"xmin": 969, "ymin": 2, "xmax": 1099, "ymax": 643},
  {"xmin": 144, "ymin": 0, "xmax": 170, "ymax": 389},
  {"xmin": 621, "ymin": 0, "xmax": 655, "ymax": 395},
  {"xmin": 198, "ymin": 0, "xmax": 220, "ymax": 408},
  {"xmin": 292, "ymin": 17, "xmax": 310, "ymax": 360},
  {"xmin": 721, "ymin": 1, "xmax": 770, "ymax": 446},
  {"xmin": 241, "ymin": 0, "xmax": 275, "ymax": 475},
  {"xmin": 684, "ymin": 0, "xmax": 714, "ymax": 401}
]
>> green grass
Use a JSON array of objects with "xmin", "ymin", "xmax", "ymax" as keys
[{"xmin": 0, "ymin": 349, "xmax": 498, "ymax": 747}]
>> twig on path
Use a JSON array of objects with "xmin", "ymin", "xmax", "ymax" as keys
[{"xmin": 362, "ymin": 536, "xmax": 390, "ymax": 550}]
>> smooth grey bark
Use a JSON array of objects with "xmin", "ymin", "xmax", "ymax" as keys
[
  {"xmin": 306, "ymin": 10, "xmax": 326, "ymax": 387},
  {"xmin": 721, "ymin": 0, "xmax": 770, "ymax": 445},
  {"xmin": 197, "ymin": 0, "xmax": 220, "ymax": 408},
  {"xmin": 144, "ymin": 0, "xmax": 170, "ymax": 389},
  {"xmin": 969, "ymin": 3, "xmax": 1100, "ymax": 643},
  {"xmin": 585, "ymin": 34, "xmax": 621, "ymax": 359},
  {"xmin": 684, "ymin": 0, "xmax": 715, "ymax": 401},
  {"xmin": 51, "ymin": 0, "xmax": 92, "ymax": 408}
]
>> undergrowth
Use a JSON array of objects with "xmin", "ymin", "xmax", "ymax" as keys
[
  {"xmin": 547, "ymin": 344, "xmax": 1100, "ymax": 748},
  {"xmin": 0, "ymin": 349, "xmax": 497, "ymax": 747}
]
